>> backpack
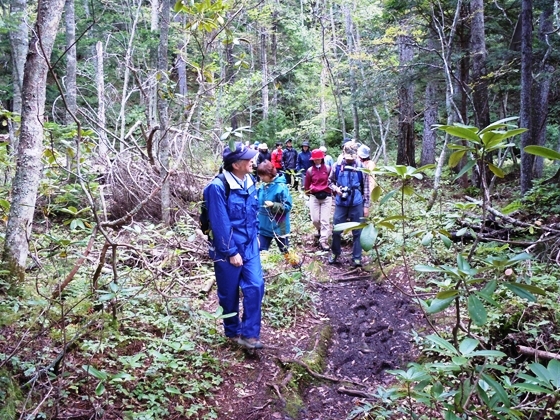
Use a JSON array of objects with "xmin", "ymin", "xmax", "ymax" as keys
[
  {"xmin": 334, "ymin": 163, "xmax": 364, "ymax": 194},
  {"xmin": 200, "ymin": 173, "xmax": 230, "ymax": 234}
]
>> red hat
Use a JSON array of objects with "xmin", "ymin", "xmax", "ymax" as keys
[{"xmin": 310, "ymin": 149, "xmax": 325, "ymax": 159}]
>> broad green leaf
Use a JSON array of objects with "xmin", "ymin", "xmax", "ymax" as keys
[
  {"xmin": 459, "ymin": 337, "xmax": 479, "ymax": 355},
  {"xmin": 506, "ymin": 252, "xmax": 532, "ymax": 265},
  {"xmin": 402, "ymin": 185, "xmax": 414, "ymax": 196},
  {"xmin": 95, "ymin": 382, "xmax": 106, "ymax": 396},
  {"xmin": 371, "ymin": 185, "xmax": 382, "ymax": 202},
  {"xmin": 166, "ymin": 386, "xmax": 181, "ymax": 394},
  {"xmin": 448, "ymin": 150, "xmax": 466, "ymax": 168},
  {"xmin": 453, "ymin": 159, "xmax": 477, "ymax": 181},
  {"xmin": 468, "ymin": 294, "xmax": 487, "ymax": 326},
  {"xmin": 333, "ymin": 221, "xmax": 363, "ymax": 232},
  {"xmin": 360, "ymin": 224, "xmax": 378, "ymax": 252},
  {"xmin": 470, "ymin": 350, "xmax": 506, "ymax": 358},
  {"xmin": 481, "ymin": 279, "xmax": 498, "ymax": 296},
  {"xmin": 425, "ymin": 297, "xmax": 455, "ymax": 314},
  {"xmin": 421, "ymin": 232, "xmax": 433, "ymax": 246},
  {"xmin": 478, "ymin": 116, "xmax": 520, "ymax": 134},
  {"xmin": 439, "ymin": 125, "xmax": 481, "ymax": 143},
  {"xmin": 547, "ymin": 359, "xmax": 560, "ymax": 388},
  {"xmin": 0, "ymin": 199, "xmax": 10, "ymax": 211},
  {"xmin": 414, "ymin": 264, "xmax": 445, "ymax": 273},
  {"xmin": 454, "ymin": 379, "xmax": 471, "ymax": 412},
  {"xmin": 529, "ymin": 363, "xmax": 553, "ymax": 384},
  {"xmin": 82, "ymin": 365, "xmax": 108, "ymax": 381},
  {"xmin": 481, "ymin": 373, "xmax": 510, "ymax": 408},
  {"xmin": 436, "ymin": 289, "xmax": 459, "ymax": 299},
  {"xmin": 488, "ymin": 163, "xmax": 504, "ymax": 178},
  {"xmin": 380, "ymin": 189, "xmax": 398, "ymax": 206},
  {"xmin": 439, "ymin": 233, "xmax": 453, "ymax": 249},
  {"xmin": 504, "ymin": 283, "xmax": 537, "ymax": 302},
  {"xmin": 474, "ymin": 291, "xmax": 500, "ymax": 307},
  {"xmin": 426, "ymin": 335, "xmax": 459, "ymax": 355},
  {"xmin": 514, "ymin": 383, "xmax": 553, "ymax": 394},
  {"xmin": 451, "ymin": 356, "xmax": 468, "ymax": 366},
  {"xmin": 524, "ymin": 145, "xmax": 560, "ymax": 160}
]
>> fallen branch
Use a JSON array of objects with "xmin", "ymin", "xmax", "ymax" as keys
[
  {"xmin": 276, "ymin": 356, "xmax": 365, "ymax": 387},
  {"xmin": 332, "ymin": 275, "xmax": 371, "ymax": 283},
  {"xmin": 517, "ymin": 345, "xmax": 560, "ymax": 361},
  {"xmin": 337, "ymin": 386, "xmax": 374, "ymax": 398}
]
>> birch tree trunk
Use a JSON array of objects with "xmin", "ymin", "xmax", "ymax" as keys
[
  {"xmin": 158, "ymin": 0, "xmax": 171, "ymax": 224},
  {"xmin": 260, "ymin": 22, "xmax": 269, "ymax": 120},
  {"xmin": 96, "ymin": 41, "xmax": 109, "ymax": 159},
  {"xmin": 2, "ymin": 0, "xmax": 66, "ymax": 285},
  {"xmin": 519, "ymin": 0, "xmax": 534, "ymax": 194},
  {"xmin": 8, "ymin": 0, "xmax": 29, "ymax": 150},
  {"xmin": 64, "ymin": 0, "xmax": 77, "ymax": 124}
]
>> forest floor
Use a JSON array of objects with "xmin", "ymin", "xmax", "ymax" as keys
[{"xmin": 206, "ymin": 236, "xmax": 426, "ymax": 420}]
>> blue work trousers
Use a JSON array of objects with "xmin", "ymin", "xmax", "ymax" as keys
[
  {"xmin": 213, "ymin": 255, "xmax": 265, "ymax": 339},
  {"xmin": 331, "ymin": 203, "xmax": 364, "ymax": 260}
]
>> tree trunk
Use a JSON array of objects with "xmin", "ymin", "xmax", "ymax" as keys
[
  {"xmin": 396, "ymin": 34, "xmax": 415, "ymax": 166},
  {"xmin": 175, "ymin": 13, "xmax": 187, "ymax": 98},
  {"xmin": 421, "ymin": 77, "xmax": 438, "ymax": 166},
  {"xmin": 343, "ymin": 4, "xmax": 359, "ymax": 140},
  {"xmin": 96, "ymin": 42, "xmax": 109, "ymax": 159},
  {"xmin": 64, "ymin": 0, "xmax": 77, "ymax": 124},
  {"xmin": 2, "ymin": 0, "xmax": 66, "ymax": 285},
  {"xmin": 532, "ymin": 3, "xmax": 554, "ymax": 178},
  {"xmin": 260, "ymin": 22, "xmax": 269, "ymax": 120},
  {"xmin": 469, "ymin": 0, "xmax": 489, "ymax": 129},
  {"xmin": 8, "ymin": 0, "xmax": 29, "ymax": 150},
  {"xmin": 158, "ymin": 0, "xmax": 171, "ymax": 224},
  {"xmin": 519, "ymin": 0, "xmax": 534, "ymax": 194}
]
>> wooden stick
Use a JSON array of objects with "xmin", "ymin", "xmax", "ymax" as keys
[{"xmin": 517, "ymin": 345, "xmax": 560, "ymax": 361}]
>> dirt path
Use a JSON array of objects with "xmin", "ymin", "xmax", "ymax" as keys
[{"xmin": 211, "ymin": 252, "xmax": 424, "ymax": 420}]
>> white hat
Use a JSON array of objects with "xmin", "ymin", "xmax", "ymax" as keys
[
  {"xmin": 319, "ymin": 146, "xmax": 327, "ymax": 153},
  {"xmin": 357, "ymin": 145, "xmax": 370, "ymax": 159},
  {"xmin": 258, "ymin": 143, "xmax": 268, "ymax": 150}
]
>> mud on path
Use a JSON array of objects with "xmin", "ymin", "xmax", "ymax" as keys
[{"xmin": 211, "ymin": 248, "xmax": 425, "ymax": 420}]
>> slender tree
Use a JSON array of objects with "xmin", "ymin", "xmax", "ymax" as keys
[
  {"xmin": 519, "ymin": 0, "xmax": 534, "ymax": 194},
  {"xmin": 396, "ymin": 33, "xmax": 415, "ymax": 166},
  {"xmin": 2, "ymin": 0, "xmax": 66, "ymax": 285}
]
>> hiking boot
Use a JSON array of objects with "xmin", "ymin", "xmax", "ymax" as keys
[
  {"xmin": 238, "ymin": 337, "xmax": 264, "ymax": 349},
  {"xmin": 227, "ymin": 336, "xmax": 241, "ymax": 345},
  {"xmin": 319, "ymin": 241, "xmax": 330, "ymax": 251},
  {"xmin": 352, "ymin": 259, "xmax": 362, "ymax": 267},
  {"xmin": 328, "ymin": 254, "xmax": 339, "ymax": 265}
]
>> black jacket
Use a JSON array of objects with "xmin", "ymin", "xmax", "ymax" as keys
[{"xmin": 282, "ymin": 147, "xmax": 298, "ymax": 170}]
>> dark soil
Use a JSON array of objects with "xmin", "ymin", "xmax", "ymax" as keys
[{"xmin": 211, "ymin": 241, "xmax": 425, "ymax": 420}]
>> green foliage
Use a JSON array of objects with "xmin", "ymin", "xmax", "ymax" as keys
[{"xmin": 521, "ymin": 179, "xmax": 560, "ymax": 217}]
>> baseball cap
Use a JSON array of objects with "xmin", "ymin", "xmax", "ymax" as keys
[{"xmin": 223, "ymin": 141, "xmax": 258, "ymax": 164}]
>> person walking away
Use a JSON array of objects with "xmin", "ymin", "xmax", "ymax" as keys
[
  {"xmin": 271, "ymin": 141, "xmax": 283, "ymax": 173},
  {"xmin": 257, "ymin": 161, "xmax": 301, "ymax": 268},
  {"xmin": 357, "ymin": 144, "xmax": 376, "ymax": 208},
  {"xmin": 328, "ymin": 149, "xmax": 371, "ymax": 267},
  {"xmin": 255, "ymin": 143, "xmax": 271, "ymax": 181},
  {"xmin": 304, "ymin": 148, "xmax": 333, "ymax": 251},
  {"xmin": 297, "ymin": 141, "xmax": 312, "ymax": 187},
  {"xmin": 282, "ymin": 138, "xmax": 299, "ymax": 190},
  {"xmin": 320, "ymin": 145, "xmax": 334, "ymax": 167},
  {"xmin": 203, "ymin": 142, "xmax": 264, "ymax": 349}
]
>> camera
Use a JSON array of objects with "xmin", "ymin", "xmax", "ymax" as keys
[{"xmin": 340, "ymin": 186, "xmax": 350, "ymax": 201}]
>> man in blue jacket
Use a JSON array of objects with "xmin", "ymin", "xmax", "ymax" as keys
[
  {"xmin": 297, "ymin": 141, "xmax": 312, "ymax": 187},
  {"xmin": 203, "ymin": 142, "xmax": 264, "ymax": 349},
  {"xmin": 282, "ymin": 138, "xmax": 299, "ymax": 190}
]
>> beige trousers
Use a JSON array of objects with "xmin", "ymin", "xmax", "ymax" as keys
[{"xmin": 309, "ymin": 195, "xmax": 332, "ymax": 243}]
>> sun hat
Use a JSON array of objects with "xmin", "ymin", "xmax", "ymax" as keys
[
  {"xmin": 223, "ymin": 141, "xmax": 258, "ymax": 164},
  {"xmin": 310, "ymin": 149, "xmax": 325, "ymax": 160},
  {"xmin": 302, "ymin": 141, "xmax": 310, "ymax": 147},
  {"xmin": 319, "ymin": 146, "xmax": 327, "ymax": 153},
  {"xmin": 284, "ymin": 138, "xmax": 293, "ymax": 145},
  {"xmin": 357, "ymin": 145, "xmax": 371, "ymax": 159},
  {"xmin": 258, "ymin": 143, "xmax": 268, "ymax": 150}
]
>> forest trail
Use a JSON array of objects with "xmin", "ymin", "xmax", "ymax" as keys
[{"xmin": 210, "ymin": 250, "xmax": 424, "ymax": 420}]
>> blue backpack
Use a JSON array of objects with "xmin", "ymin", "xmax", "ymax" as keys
[{"xmin": 200, "ymin": 173, "xmax": 230, "ymax": 234}]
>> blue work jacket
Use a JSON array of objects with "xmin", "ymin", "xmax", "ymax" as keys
[{"xmin": 204, "ymin": 171, "xmax": 260, "ymax": 261}]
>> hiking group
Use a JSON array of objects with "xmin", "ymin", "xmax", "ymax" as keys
[{"xmin": 202, "ymin": 139, "xmax": 375, "ymax": 349}]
